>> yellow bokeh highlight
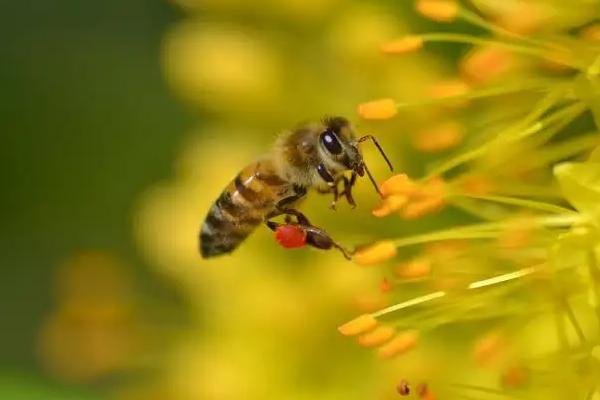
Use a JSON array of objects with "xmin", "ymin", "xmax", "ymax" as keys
[{"xmin": 163, "ymin": 23, "xmax": 280, "ymax": 112}]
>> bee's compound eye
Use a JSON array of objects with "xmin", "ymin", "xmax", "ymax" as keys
[{"xmin": 320, "ymin": 130, "xmax": 343, "ymax": 155}]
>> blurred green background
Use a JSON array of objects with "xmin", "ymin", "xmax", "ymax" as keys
[{"xmin": 1, "ymin": 0, "xmax": 191, "ymax": 396}]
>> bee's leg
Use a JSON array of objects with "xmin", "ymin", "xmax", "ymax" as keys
[
  {"xmin": 329, "ymin": 182, "xmax": 340, "ymax": 210},
  {"xmin": 303, "ymin": 225, "xmax": 352, "ymax": 260},
  {"xmin": 275, "ymin": 185, "xmax": 307, "ymax": 208},
  {"xmin": 265, "ymin": 207, "xmax": 311, "ymax": 226},
  {"xmin": 264, "ymin": 187, "xmax": 310, "ymax": 228},
  {"xmin": 331, "ymin": 172, "xmax": 358, "ymax": 209},
  {"xmin": 316, "ymin": 179, "xmax": 341, "ymax": 210},
  {"xmin": 317, "ymin": 163, "xmax": 342, "ymax": 209},
  {"xmin": 282, "ymin": 209, "xmax": 311, "ymax": 225},
  {"xmin": 342, "ymin": 172, "xmax": 357, "ymax": 208},
  {"xmin": 265, "ymin": 209, "xmax": 352, "ymax": 260},
  {"xmin": 266, "ymin": 218, "xmax": 297, "ymax": 231},
  {"xmin": 264, "ymin": 210, "xmax": 305, "ymax": 234},
  {"xmin": 265, "ymin": 220, "xmax": 281, "ymax": 231},
  {"xmin": 329, "ymin": 173, "xmax": 357, "ymax": 209}
]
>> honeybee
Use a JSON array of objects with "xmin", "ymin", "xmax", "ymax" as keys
[{"xmin": 200, "ymin": 116, "xmax": 392, "ymax": 259}]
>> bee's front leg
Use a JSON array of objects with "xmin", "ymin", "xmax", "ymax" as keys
[
  {"xmin": 315, "ymin": 163, "xmax": 340, "ymax": 209},
  {"xmin": 342, "ymin": 172, "xmax": 357, "ymax": 208},
  {"xmin": 327, "ymin": 173, "xmax": 358, "ymax": 210},
  {"xmin": 329, "ymin": 182, "xmax": 340, "ymax": 210},
  {"xmin": 317, "ymin": 177, "xmax": 350, "ymax": 210}
]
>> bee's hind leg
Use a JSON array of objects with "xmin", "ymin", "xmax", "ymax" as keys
[
  {"xmin": 265, "ymin": 220, "xmax": 281, "ymax": 231},
  {"xmin": 264, "ymin": 208, "xmax": 311, "ymax": 226},
  {"xmin": 303, "ymin": 225, "xmax": 352, "ymax": 260},
  {"xmin": 264, "ymin": 208, "xmax": 352, "ymax": 260}
]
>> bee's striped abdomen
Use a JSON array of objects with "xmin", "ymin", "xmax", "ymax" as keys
[{"xmin": 200, "ymin": 160, "xmax": 291, "ymax": 258}]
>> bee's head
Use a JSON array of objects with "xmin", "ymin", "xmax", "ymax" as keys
[
  {"xmin": 318, "ymin": 116, "xmax": 393, "ymax": 196},
  {"xmin": 319, "ymin": 116, "xmax": 363, "ymax": 172}
]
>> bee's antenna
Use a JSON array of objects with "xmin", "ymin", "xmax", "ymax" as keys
[
  {"xmin": 358, "ymin": 135, "xmax": 393, "ymax": 172},
  {"xmin": 357, "ymin": 135, "xmax": 392, "ymax": 197},
  {"xmin": 362, "ymin": 161, "xmax": 383, "ymax": 197}
]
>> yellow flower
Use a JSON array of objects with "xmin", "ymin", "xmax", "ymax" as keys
[
  {"xmin": 357, "ymin": 325, "xmax": 396, "ymax": 347},
  {"xmin": 496, "ymin": 217, "xmax": 534, "ymax": 249},
  {"xmin": 428, "ymin": 79, "xmax": 470, "ymax": 101},
  {"xmin": 380, "ymin": 35, "xmax": 424, "ymax": 55},
  {"xmin": 401, "ymin": 177, "xmax": 447, "ymax": 219},
  {"xmin": 337, "ymin": 314, "xmax": 378, "ymax": 336},
  {"xmin": 372, "ymin": 194, "xmax": 408, "ymax": 217},
  {"xmin": 357, "ymin": 98, "xmax": 398, "ymax": 120},
  {"xmin": 395, "ymin": 257, "xmax": 432, "ymax": 279},
  {"xmin": 495, "ymin": 2, "xmax": 546, "ymax": 35},
  {"xmin": 582, "ymin": 24, "xmax": 600, "ymax": 42},
  {"xmin": 401, "ymin": 196, "xmax": 446, "ymax": 219},
  {"xmin": 373, "ymin": 175, "xmax": 447, "ymax": 219},
  {"xmin": 353, "ymin": 293, "xmax": 389, "ymax": 313},
  {"xmin": 415, "ymin": 0, "xmax": 459, "ymax": 23},
  {"xmin": 501, "ymin": 365, "xmax": 529, "ymax": 388},
  {"xmin": 379, "ymin": 174, "xmax": 416, "ymax": 197},
  {"xmin": 378, "ymin": 330, "xmax": 419, "ymax": 359},
  {"xmin": 424, "ymin": 241, "xmax": 467, "ymax": 265},
  {"xmin": 353, "ymin": 241, "xmax": 398, "ymax": 265},
  {"xmin": 460, "ymin": 46, "xmax": 517, "ymax": 84},
  {"xmin": 412, "ymin": 120, "xmax": 464, "ymax": 152},
  {"xmin": 472, "ymin": 331, "xmax": 508, "ymax": 367},
  {"xmin": 457, "ymin": 174, "xmax": 495, "ymax": 195}
]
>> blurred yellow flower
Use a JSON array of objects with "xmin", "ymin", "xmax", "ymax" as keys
[
  {"xmin": 337, "ymin": 314, "xmax": 378, "ymax": 336},
  {"xmin": 374, "ymin": 175, "xmax": 447, "ymax": 219},
  {"xmin": 377, "ymin": 330, "xmax": 419, "ymax": 359},
  {"xmin": 472, "ymin": 331, "xmax": 509, "ymax": 368},
  {"xmin": 501, "ymin": 365, "xmax": 529, "ymax": 388},
  {"xmin": 460, "ymin": 46, "xmax": 518, "ymax": 84},
  {"xmin": 163, "ymin": 23, "xmax": 280, "ymax": 112},
  {"xmin": 379, "ymin": 174, "xmax": 416, "ymax": 197},
  {"xmin": 38, "ymin": 251, "xmax": 140, "ymax": 383},
  {"xmin": 494, "ymin": 1, "xmax": 548, "ymax": 34},
  {"xmin": 457, "ymin": 174, "xmax": 495, "ymax": 196},
  {"xmin": 372, "ymin": 194, "xmax": 408, "ymax": 217},
  {"xmin": 415, "ymin": 0, "xmax": 459, "ymax": 23},
  {"xmin": 394, "ymin": 257, "xmax": 432, "ymax": 280},
  {"xmin": 427, "ymin": 79, "xmax": 470, "ymax": 105},
  {"xmin": 357, "ymin": 98, "xmax": 398, "ymax": 120},
  {"xmin": 380, "ymin": 36, "xmax": 424, "ymax": 55},
  {"xmin": 411, "ymin": 120, "xmax": 465, "ymax": 152},
  {"xmin": 357, "ymin": 325, "xmax": 395, "ymax": 347},
  {"xmin": 582, "ymin": 24, "xmax": 600, "ymax": 42},
  {"xmin": 353, "ymin": 240, "xmax": 397, "ymax": 265}
]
